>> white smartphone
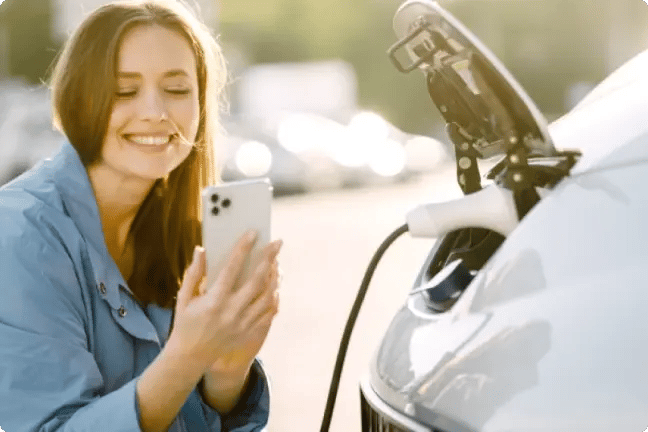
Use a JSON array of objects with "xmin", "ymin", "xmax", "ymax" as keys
[{"xmin": 201, "ymin": 178, "xmax": 273, "ymax": 291}]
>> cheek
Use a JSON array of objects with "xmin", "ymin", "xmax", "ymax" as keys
[
  {"xmin": 172, "ymin": 99, "xmax": 200, "ymax": 141},
  {"xmin": 101, "ymin": 109, "xmax": 123, "ymax": 157},
  {"xmin": 106, "ymin": 102, "xmax": 129, "ymax": 133}
]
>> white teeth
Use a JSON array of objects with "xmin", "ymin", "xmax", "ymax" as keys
[{"xmin": 128, "ymin": 135, "xmax": 171, "ymax": 146}]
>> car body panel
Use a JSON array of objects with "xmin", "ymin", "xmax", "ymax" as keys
[
  {"xmin": 552, "ymin": 49, "xmax": 648, "ymax": 175},
  {"xmin": 371, "ymin": 153, "xmax": 648, "ymax": 431},
  {"xmin": 369, "ymin": 7, "xmax": 648, "ymax": 430}
]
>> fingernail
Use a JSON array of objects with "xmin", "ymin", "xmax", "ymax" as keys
[
  {"xmin": 246, "ymin": 230, "xmax": 258, "ymax": 242},
  {"xmin": 273, "ymin": 240, "xmax": 283, "ymax": 254}
]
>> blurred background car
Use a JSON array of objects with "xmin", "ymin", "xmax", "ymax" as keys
[
  {"xmin": 221, "ymin": 111, "xmax": 449, "ymax": 196},
  {"xmin": 222, "ymin": 58, "xmax": 448, "ymax": 194},
  {"xmin": 220, "ymin": 116, "xmax": 311, "ymax": 196}
]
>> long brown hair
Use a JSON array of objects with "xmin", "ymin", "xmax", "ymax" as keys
[{"xmin": 49, "ymin": 0, "xmax": 227, "ymax": 307}]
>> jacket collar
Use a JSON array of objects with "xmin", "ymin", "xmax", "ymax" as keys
[{"xmin": 47, "ymin": 142, "xmax": 160, "ymax": 343}]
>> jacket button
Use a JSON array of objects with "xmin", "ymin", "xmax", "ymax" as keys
[
  {"xmin": 99, "ymin": 283, "xmax": 107, "ymax": 295},
  {"xmin": 118, "ymin": 306, "xmax": 127, "ymax": 317}
]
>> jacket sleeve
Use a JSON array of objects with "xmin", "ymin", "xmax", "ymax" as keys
[
  {"xmin": 0, "ymin": 226, "xmax": 143, "ymax": 431},
  {"xmin": 197, "ymin": 359, "xmax": 271, "ymax": 432}
]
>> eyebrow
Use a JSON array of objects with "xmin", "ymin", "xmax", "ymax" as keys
[{"xmin": 117, "ymin": 69, "xmax": 190, "ymax": 79}]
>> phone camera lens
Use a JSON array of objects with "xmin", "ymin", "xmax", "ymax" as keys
[
  {"xmin": 211, "ymin": 207, "xmax": 219, "ymax": 216},
  {"xmin": 222, "ymin": 198, "xmax": 231, "ymax": 208},
  {"xmin": 211, "ymin": 193, "xmax": 219, "ymax": 203}
]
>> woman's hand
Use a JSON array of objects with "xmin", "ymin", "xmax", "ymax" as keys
[
  {"xmin": 206, "ymin": 254, "xmax": 280, "ymax": 377},
  {"xmin": 167, "ymin": 231, "xmax": 282, "ymax": 376}
]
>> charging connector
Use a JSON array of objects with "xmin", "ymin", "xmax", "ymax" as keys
[
  {"xmin": 406, "ymin": 184, "xmax": 519, "ymax": 238},
  {"xmin": 320, "ymin": 186, "xmax": 520, "ymax": 432}
]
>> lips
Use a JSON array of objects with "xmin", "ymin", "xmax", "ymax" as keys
[{"xmin": 122, "ymin": 133, "xmax": 177, "ymax": 151}]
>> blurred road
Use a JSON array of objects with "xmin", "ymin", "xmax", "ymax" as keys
[{"xmin": 260, "ymin": 163, "xmax": 462, "ymax": 432}]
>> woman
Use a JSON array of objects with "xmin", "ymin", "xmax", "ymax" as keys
[{"xmin": 0, "ymin": 1, "xmax": 281, "ymax": 431}]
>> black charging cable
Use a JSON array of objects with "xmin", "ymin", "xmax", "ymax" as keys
[{"xmin": 319, "ymin": 223, "xmax": 410, "ymax": 432}]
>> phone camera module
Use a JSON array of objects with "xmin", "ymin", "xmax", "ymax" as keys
[
  {"xmin": 211, "ymin": 207, "xmax": 219, "ymax": 216},
  {"xmin": 211, "ymin": 193, "xmax": 219, "ymax": 203},
  {"xmin": 222, "ymin": 198, "xmax": 231, "ymax": 208}
]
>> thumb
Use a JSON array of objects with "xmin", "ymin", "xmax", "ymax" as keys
[{"xmin": 176, "ymin": 246, "xmax": 205, "ymax": 311}]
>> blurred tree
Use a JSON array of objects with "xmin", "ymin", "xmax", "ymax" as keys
[
  {"xmin": 215, "ymin": 0, "xmax": 648, "ymax": 135},
  {"xmin": 219, "ymin": 0, "xmax": 444, "ymax": 136},
  {"xmin": 447, "ymin": 0, "xmax": 607, "ymax": 116},
  {"xmin": 2, "ymin": 0, "xmax": 647, "ymax": 134},
  {"xmin": 0, "ymin": 0, "xmax": 58, "ymax": 84}
]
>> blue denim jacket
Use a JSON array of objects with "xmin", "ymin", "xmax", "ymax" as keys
[{"xmin": 0, "ymin": 141, "xmax": 270, "ymax": 431}]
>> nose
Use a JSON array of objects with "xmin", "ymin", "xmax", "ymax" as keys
[{"xmin": 138, "ymin": 87, "xmax": 168, "ymax": 121}]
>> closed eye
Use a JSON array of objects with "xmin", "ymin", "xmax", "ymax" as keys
[
  {"xmin": 116, "ymin": 89, "xmax": 137, "ymax": 98},
  {"xmin": 166, "ymin": 88, "xmax": 191, "ymax": 95},
  {"xmin": 114, "ymin": 88, "xmax": 191, "ymax": 98}
]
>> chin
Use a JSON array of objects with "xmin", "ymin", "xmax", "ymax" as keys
[
  {"xmin": 132, "ymin": 161, "xmax": 183, "ymax": 182},
  {"xmin": 124, "ymin": 149, "xmax": 190, "ymax": 181}
]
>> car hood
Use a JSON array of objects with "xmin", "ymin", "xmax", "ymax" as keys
[{"xmin": 549, "ymin": 49, "xmax": 648, "ymax": 175}]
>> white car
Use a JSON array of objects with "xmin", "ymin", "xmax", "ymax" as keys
[{"xmin": 357, "ymin": 1, "xmax": 648, "ymax": 431}]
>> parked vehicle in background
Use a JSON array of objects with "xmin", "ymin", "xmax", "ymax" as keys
[
  {"xmin": 274, "ymin": 110, "xmax": 413, "ymax": 188},
  {"xmin": 220, "ymin": 117, "xmax": 311, "ymax": 196},
  {"xmin": 235, "ymin": 60, "xmax": 358, "ymax": 128},
  {"xmin": 222, "ymin": 112, "xmax": 449, "ymax": 195},
  {"xmin": 227, "ymin": 58, "xmax": 448, "ymax": 194},
  {"xmin": 357, "ymin": 1, "xmax": 648, "ymax": 432}
]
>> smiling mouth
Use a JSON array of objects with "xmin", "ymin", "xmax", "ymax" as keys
[{"xmin": 123, "ymin": 134, "xmax": 177, "ymax": 149}]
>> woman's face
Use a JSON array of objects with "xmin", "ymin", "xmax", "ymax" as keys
[{"xmin": 99, "ymin": 24, "xmax": 200, "ymax": 183}]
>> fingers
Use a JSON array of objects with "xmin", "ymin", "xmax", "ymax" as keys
[
  {"xmin": 237, "ymin": 240, "xmax": 282, "ymax": 301},
  {"xmin": 254, "ymin": 267, "xmax": 280, "ymax": 313},
  {"xmin": 205, "ymin": 236, "xmax": 282, "ymax": 331},
  {"xmin": 236, "ymin": 288, "xmax": 279, "ymax": 349},
  {"xmin": 177, "ymin": 246, "xmax": 206, "ymax": 311},
  {"xmin": 211, "ymin": 231, "xmax": 258, "ymax": 294},
  {"xmin": 263, "ymin": 258, "xmax": 279, "ymax": 287},
  {"xmin": 238, "ymin": 253, "xmax": 281, "ymax": 328},
  {"xmin": 277, "ymin": 265, "xmax": 284, "ymax": 285},
  {"xmin": 193, "ymin": 249, "xmax": 207, "ymax": 297},
  {"xmin": 246, "ymin": 299, "xmax": 279, "ymax": 341}
]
